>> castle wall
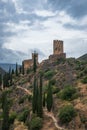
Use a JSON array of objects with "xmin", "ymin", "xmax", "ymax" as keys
[
  {"xmin": 49, "ymin": 53, "xmax": 66, "ymax": 61},
  {"xmin": 22, "ymin": 59, "xmax": 33, "ymax": 70},
  {"xmin": 22, "ymin": 52, "xmax": 39, "ymax": 73}
]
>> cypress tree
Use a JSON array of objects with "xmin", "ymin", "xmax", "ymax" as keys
[
  {"xmin": 19, "ymin": 66, "xmax": 22, "ymax": 74},
  {"xmin": 47, "ymin": 81, "xmax": 53, "ymax": 112},
  {"xmin": 33, "ymin": 52, "xmax": 37, "ymax": 73},
  {"xmin": 0, "ymin": 74, "xmax": 2, "ymax": 87},
  {"xmin": 43, "ymin": 92, "xmax": 46, "ymax": 107},
  {"xmin": 2, "ymin": 91, "xmax": 10, "ymax": 130},
  {"xmin": 15, "ymin": 62, "xmax": 18, "ymax": 76},
  {"xmin": 32, "ymin": 76, "xmax": 37, "ymax": 113},
  {"xmin": 10, "ymin": 73, "xmax": 13, "ymax": 86},
  {"xmin": 8, "ymin": 67, "xmax": 13, "ymax": 86},
  {"xmin": 12, "ymin": 69, "xmax": 14, "ymax": 75},
  {"xmin": 22, "ymin": 62, "xmax": 25, "ymax": 75},
  {"xmin": 3, "ymin": 73, "xmax": 9, "ymax": 88},
  {"xmin": 37, "ymin": 75, "xmax": 43, "ymax": 118}
]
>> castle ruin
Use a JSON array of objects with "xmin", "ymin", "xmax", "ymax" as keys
[
  {"xmin": 22, "ymin": 52, "xmax": 38, "ymax": 73},
  {"xmin": 22, "ymin": 40, "xmax": 66, "ymax": 73},
  {"xmin": 49, "ymin": 40, "xmax": 66, "ymax": 60}
]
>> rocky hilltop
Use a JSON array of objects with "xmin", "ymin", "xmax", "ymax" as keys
[
  {"xmin": 0, "ymin": 56, "xmax": 87, "ymax": 130},
  {"xmin": 0, "ymin": 40, "xmax": 87, "ymax": 130}
]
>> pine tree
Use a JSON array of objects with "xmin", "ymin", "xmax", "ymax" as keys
[{"xmin": 47, "ymin": 81, "xmax": 53, "ymax": 112}]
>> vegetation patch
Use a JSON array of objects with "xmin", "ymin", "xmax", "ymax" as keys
[
  {"xmin": 17, "ymin": 108, "xmax": 30, "ymax": 123},
  {"xmin": 81, "ymin": 77, "xmax": 87, "ymax": 84},
  {"xmin": 18, "ymin": 95, "xmax": 32, "ymax": 104},
  {"xmin": 44, "ymin": 70, "xmax": 55, "ymax": 80},
  {"xmin": 57, "ymin": 85, "xmax": 77, "ymax": 101},
  {"xmin": 29, "ymin": 116, "xmax": 42, "ymax": 130},
  {"xmin": 9, "ymin": 111, "xmax": 17, "ymax": 124},
  {"xmin": 58, "ymin": 105, "xmax": 76, "ymax": 124}
]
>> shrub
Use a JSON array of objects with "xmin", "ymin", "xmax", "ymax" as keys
[
  {"xmin": 9, "ymin": 112, "xmax": 17, "ymax": 124},
  {"xmin": 80, "ymin": 115, "xmax": 87, "ymax": 123},
  {"xmin": 44, "ymin": 70, "xmax": 55, "ymax": 79},
  {"xmin": 83, "ymin": 67, "xmax": 87, "ymax": 74},
  {"xmin": 29, "ymin": 116, "xmax": 42, "ymax": 130},
  {"xmin": 17, "ymin": 108, "xmax": 30, "ymax": 123},
  {"xmin": 57, "ymin": 86, "xmax": 76, "ymax": 101},
  {"xmin": 50, "ymin": 79, "xmax": 56, "ymax": 85},
  {"xmin": 81, "ymin": 77, "xmax": 87, "ymax": 84},
  {"xmin": 52, "ymin": 86, "xmax": 60, "ymax": 94},
  {"xmin": 58, "ymin": 105, "xmax": 76, "ymax": 124},
  {"xmin": 18, "ymin": 95, "xmax": 31, "ymax": 104}
]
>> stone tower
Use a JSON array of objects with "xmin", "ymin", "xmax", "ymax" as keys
[
  {"xmin": 49, "ymin": 40, "xmax": 66, "ymax": 61},
  {"xmin": 53, "ymin": 40, "xmax": 63, "ymax": 55}
]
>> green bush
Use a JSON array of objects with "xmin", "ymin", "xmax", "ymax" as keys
[
  {"xmin": 30, "ymin": 116, "xmax": 42, "ymax": 130},
  {"xmin": 18, "ymin": 95, "xmax": 31, "ymax": 104},
  {"xmin": 80, "ymin": 115, "xmax": 87, "ymax": 123},
  {"xmin": 81, "ymin": 77, "xmax": 87, "ymax": 84},
  {"xmin": 44, "ymin": 70, "xmax": 55, "ymax": 79},
  {"xmin": 77, "ymin": 71, "xmax": 84, "ymax": 78},
  {"xmin": 17, "ymin": 108, "xmax": 30, "ymax": 123},
  {"xmin": 52, "ymin": 87, "xmax": 60, "ymax": 94},
  {"xmin": 9, "ymin": 112, "xmax": 17, "ymax": 124},
  {"xmin": 58, "ymin": 105, "xmax": 76, "ymax": 124},
  {"xmin": 57, "ymin": 86, "xmax": 76, "ymax": 101},
  {"xmin": 83, "ymin": 67, "xmax": 87, "ymax": 74},
  {"xmin": 50, "ymin": 79, "xmax": 56, "ymax": 85},
  {"xmin": 27, "ymin": 95, "xmax": 33, "ymax": 102}
]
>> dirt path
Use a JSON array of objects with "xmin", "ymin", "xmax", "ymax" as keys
[
  {"xmin": 16, "ymin": 86, "xmax": 65, "ymax": 130},
  {"xmin": 44, "ymin": 109, "xmax": 66, "ymax": 130},
  {"xmin": 17, "ymin": 85, "xmax": 32, "ymax": 95}
]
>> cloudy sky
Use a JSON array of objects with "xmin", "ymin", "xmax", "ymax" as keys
[{"xmin": 0, "ymin": 0, "xmax": 87, "ymax": 63}]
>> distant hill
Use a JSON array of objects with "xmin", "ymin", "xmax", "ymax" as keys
[
  {"xmin": 0, "ymin": 63, "xmax": 21, "ymax": 72},
  {"xmin": 77, "ymin": 53, "xmax": 87, "ymax": 62},
  {"xmin": 0, "ymin": 67, "xmax": 6, "ymax": 75},
  {"xmin": 0, "ymin": 47, "xmax": 28, "ymax": 64}
]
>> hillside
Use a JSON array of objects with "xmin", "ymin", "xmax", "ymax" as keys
[
  {"xmin": 0, "ymin": 63, "xmax": 21, "ymax": 72},
  {"xmin": 0, "ymin": 67, "xmax": 6, "ymax": 75},
  {"xmin": 0, "ymin": 58, "xmax": 87, "ymax": 130}
]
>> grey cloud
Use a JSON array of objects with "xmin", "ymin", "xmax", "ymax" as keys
[
  {"xmin": 48, "ymin": 0, "xmax": 87, "ymax": 18},
  {"xmin": 29, "ymin": 48, "xmax": 45, "ymax": 57},
  {"xmin": 63, "ymin": 23, "xmax": 87, "ymax": 31},
  {"xmin": 64, "ymin": 39, "xmax": 87, "ymax": 58}
]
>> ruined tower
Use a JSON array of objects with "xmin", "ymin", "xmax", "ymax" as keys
[
  {"xmin": 22, "ymin": 52, "xmax": 38, "ymax": 74},
  {"xmin": 53, "ymin": 40, "xmax": 63, "ymax": 55},
  {"xmin": 49, "ymin": 40, "xmax": 66, "ymax": 61}
]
